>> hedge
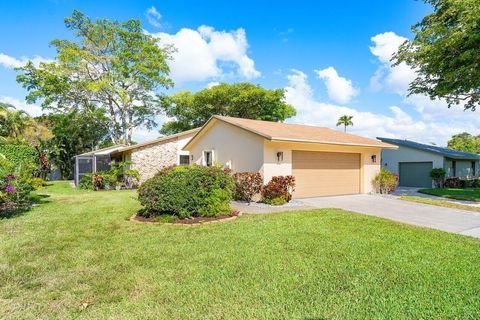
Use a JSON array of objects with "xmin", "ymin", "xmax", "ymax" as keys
[{"xmin": 0, "ymin": 144, "xmax": 37, "ymax": 165}]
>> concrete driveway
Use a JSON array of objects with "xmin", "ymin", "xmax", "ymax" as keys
[{"xmin": 301, "ymin": 194, "xmax": 480, "ymax": 238}]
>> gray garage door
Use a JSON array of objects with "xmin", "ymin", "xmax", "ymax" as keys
[{"xmin": 399, "ymin": 162, "xmax": 433, "ymax": 188}]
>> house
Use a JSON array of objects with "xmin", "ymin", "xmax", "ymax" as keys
[
  {"xmin": 377, "ymin": 137, "xmax": 480, "ymax": 188},
  {"xmin": 74, "ymin": 128, "xmax": 199, "ymax": 185},
  {"xmin": 183, "ymin": 116, "xmax": 396, "ymax": 198}
]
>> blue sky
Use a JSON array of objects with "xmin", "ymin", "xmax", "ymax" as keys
[{"xmin": 0, "ymin": 1, "xmax": 476, "ymax": 144}]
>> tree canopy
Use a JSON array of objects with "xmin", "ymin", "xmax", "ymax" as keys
[
  {"xmin": 336, "ymin": 115, "xmax": 353, "ymax": 132},
  {"xmin": 16, "ymin": 10, "xmax": 173, "ymax": 145},
  {"xmin": 447, "ymin": 132, "xmax": 480, "ymax": 154},
  {"xmin": 159, "ymin": 82, "xmax": 296, "ymax": 134},
  {"xmin": 394, "ymin": 0, "xmax": 480, "ymax": 110}
]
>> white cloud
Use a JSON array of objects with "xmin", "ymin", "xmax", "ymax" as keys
[
  {"xmin": 0, "ymin": 53, "xmax": 52, "ymax": 69},
  {"xmin": 206, "ymin": 81, "xmax": 220, "ymax": 88},
  {"xmin": 315, "ymin": 66, "xmax": 359, "ymax": 104},
  {"xmin": 145, "ymin": 6, "xmax": 162, "ymax": 28},
  {"xmin": 284, "ymin": 70, "xmax": 479, "ymax": 146},
  {"xmin": 369, "ymin": 32, "xmax": 416, "ymax": 94},
  {"xmin": 151, "ymin": 26, "xmax": 260, "ymax": 83},
  {"xmin": 0, "ymin": 96, "xmax": 44, "ymax": 117}
]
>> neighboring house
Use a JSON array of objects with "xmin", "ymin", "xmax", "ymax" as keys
[
  {"xmin": 183, "ymin": 115, "xmax": 396, "ymax": 198},
  {"xmin": 378, "ymin": 137, "xmax": 480, "ymax": 188},
  {"xmin": 74, "ymin": 128, "xmax": 199, "ymax": 185}
]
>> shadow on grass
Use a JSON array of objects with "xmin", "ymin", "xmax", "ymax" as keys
[
  {"xmin": 0, "ymin": 194, "xmax": 51, "ymax": 220},
  {"xmin": 0, "ymin": 206, "xmax": 31, "ymax": 219}
]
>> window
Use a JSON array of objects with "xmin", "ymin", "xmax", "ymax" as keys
[
  {"xmin": 472, "ymin": 161, "xmax": 476, "ymax": 176},
  {"xmin": 179, "ymin": 155, "xmax": 190, "ymax": 165},
  {"xmin": 203, "ymin": 151, "xmax": 213, "ymax": 167}
]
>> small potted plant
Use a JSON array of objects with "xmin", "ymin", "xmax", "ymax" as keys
[{"xmin": 115, "ymin": 181, "xmax": 123, "ymax": 191}]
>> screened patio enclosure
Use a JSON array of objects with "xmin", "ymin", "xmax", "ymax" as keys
[{"xmin": 74, "ymin": 145, "xmax": 125, "ymax": 186}]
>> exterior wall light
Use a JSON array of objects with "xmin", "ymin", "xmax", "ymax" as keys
[
  {"xmin": 371, "ymin": 155, "xmax": 377, "ymax": 163},
  {"xmin": 277, "ymin": 151, "xmax": 284, "ymax": 162}
]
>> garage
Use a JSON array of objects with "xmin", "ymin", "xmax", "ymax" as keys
[
  {"xmin": 292, "ymin": 150, "xmax": 361, "ymax": 198},
  {"xmin": 399, "ymin": 161, "xmax": 433, "ymax": 188}
]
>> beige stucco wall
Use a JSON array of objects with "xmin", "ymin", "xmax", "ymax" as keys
[
  {"xmin": 186, "ymin": 120, "xmax": 265, "ymax": 172},
  {"xmin": 185, "ymin": 120, "xmax": 382, "ymax": 195},
  {"xmin": 263, "ymin": 141, "xmax": 381, "ymax": 193}
]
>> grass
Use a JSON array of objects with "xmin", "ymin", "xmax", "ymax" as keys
[
  {"xmin": 419, "ymin": 187, "xmax": 480, "ymax": 202},
  {"xmin": 399, "ymin": 195, "xmax": 480, "ymax": 213},
  {"xmin": 1, "ymin": 182, "xmax": 480, "ymax": 319}
]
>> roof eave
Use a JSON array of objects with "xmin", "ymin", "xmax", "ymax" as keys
[{"xmin": 270, "ymin": 138, "xmax": 397, "ymax": 149}]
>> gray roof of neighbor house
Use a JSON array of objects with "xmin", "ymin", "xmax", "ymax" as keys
[{"xmin": 377, "ymin": 137, "xmax": 480, "ymax": 160}]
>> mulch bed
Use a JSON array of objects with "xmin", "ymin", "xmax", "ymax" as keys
[{"xmin": 130, "ymin": 210, "xmax": 242, "ymax": 225}]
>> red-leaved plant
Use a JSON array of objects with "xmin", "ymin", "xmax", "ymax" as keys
[
  {"xmin": 232, "ymin": 172, "xmax": 263, "ymax": 203},
  {"xmin": 261, "ymin": 175, "xmax": 296, "ymax": 205}
]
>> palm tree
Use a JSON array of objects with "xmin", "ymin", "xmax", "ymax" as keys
[{"xmin": 336, "ymin": 115, "xmax": 353, "ymax": 132}]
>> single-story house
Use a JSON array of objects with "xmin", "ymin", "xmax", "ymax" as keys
[
  {"xmin": 74, "ymin": 128, "xmax": 199, "ymax": 185},
  {"xmin": 183, "ymin": 116, "xmax": 396, "ymax": 198},
  {"xmin": 377, "ymin": 137, "xmax": 480, "ymax": 188}
]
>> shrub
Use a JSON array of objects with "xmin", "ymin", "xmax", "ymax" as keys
[
  {"xmin": 79, "ymin": 174, "xmax": 94, "ymax": 190},
  {"xmin": 261, "ymin": 175, "xmax": 296, "ymax": 205},
  {"xmin": 31, "ymin": 177, "xmax": 46, "ymax": 189},
  {"xmin": 232, "ymin": 172, "xmax": 263, "ymax": 203},
  {"xmin": 92, "ymin": 174, "xmax": 105, "ymax": 190},
  {"xmin": 444, "ymin": 177, "xmax": 462, "ymax": 188},
  {"xmin": 429, "ymin": 168, "xmax": 446, "ymax": 188},
  {"xmin": 0, "ymin": 156, "xmax": 36, "ymax": 213},
  {"xmin": 263, "ymin": 196, "xmax": 287, "ymax": 206},
  {"xmin": 372, "ymin": 168, "xmax": 398, "ymax": 194},
  {"xmin": 138, "ymin": 165, "xmax": 235, "ymax": 219},
  {"xmin": 472, "ymin": 178, "xmax": 480, "ymax": 188},
  {"xmin": 0, "ymin": 144, "xmax": 37, "ymax": 166}
]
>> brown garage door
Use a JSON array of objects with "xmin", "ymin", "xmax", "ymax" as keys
[{"xmin": 292, "ymin": 150, "xmax": 361, "ymax": 198}]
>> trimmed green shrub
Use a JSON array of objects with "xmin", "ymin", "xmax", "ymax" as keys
[
  {"xmin": 0, "ymin": 144, "xmax": 37, "ymax": 166},
  {"xmin": 232, "ymin": 172, "xmax": 263, "ymax": 203},
  {"xmin": 429, "ymin": 168, "xmax": 446, "ymax": 188},
  {"xmin": 79, "ymin": 174, "xmax": 94, "ymax": 190},
  {"xmin": 138, "ymin": 165, "xmax": 234, "ymax": 218},
  {"xmin": 31, "ymin": 177, "xmax": 46, "ymax": 189},
  {"xmin": 261, "ymin": 175, "xmax": 296, "ymax": 205},
  {"xmin": 372, "ymin": 168, "xmax": 398, "ymax": 194}
]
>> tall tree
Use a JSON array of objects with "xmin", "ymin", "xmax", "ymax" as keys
[
  {"xmin": 336, "ymin": 115, "xmax": 353, "ymax": 132},
  {"xmin": 394, "ymin": 0, "xmax": 480, "ymax": 110},
  {"xmin": 16, "ymin": 10, "xmax": 173, "ymax": 145},
  {"xmin": 159, "ymin": 82, "xmax": 296, "ymax": 134},
  {"xmin": 447, "ymin": 132, "xmax": 480, "ymax": 153},
  {"xmin": 43, "ymin": 106, "xmax": 111, "ymax": 179}
]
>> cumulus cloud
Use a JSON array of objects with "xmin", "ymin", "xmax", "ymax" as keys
[
  {"xmin": 284, "ymin": 70, "xmax": 479, "ymax": 146},
  {"xmin": 315, "ymin": 66, "xmax": 359, "ymax": 104},
  {"xmin": 150, "ymin": 26, "xmax": 260, "ymax": 83},
  {"xmin": 145, "ymin": 6, "xmax": 162, "ymax": 28},
  {"xmin": 0, "ymin": 96, "xmax": 44, "ymax": 117},
  {"xmin": 369, "ymin": 32, "xmax": 416, "ymax": 94},
  {"xmin": 0, "ymin": 53, "xmax": 53, "ymax": 69}
]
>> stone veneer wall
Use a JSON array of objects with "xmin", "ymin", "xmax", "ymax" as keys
[{"xmin": 130, "ymin": 138, "xmax": 178, "ymax": 182}]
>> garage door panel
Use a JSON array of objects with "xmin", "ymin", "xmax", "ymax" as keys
[
  {"xmin": 399, "ymin": 162, "xmax": 432, "ymax": 188},
  {"xmin": 292, "ymin": 151, "xmax": 360, "ymax": 198}
]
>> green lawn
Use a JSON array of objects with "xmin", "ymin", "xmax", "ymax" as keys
[
  {"xmin": 419, "ymin": 188, "xmax": 480, "ymax": 202},
  {"xmin": 400, "ymin": 195, "xmax": 480, "ymax": 213},
  {"xmin": 1, "ymin": 182, "xmax": 480, "ymax": 319}
]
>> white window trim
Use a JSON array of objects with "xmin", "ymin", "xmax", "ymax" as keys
[{"xmin": 202, "ymin": 150, "xmax": 214, "ymax": 166}]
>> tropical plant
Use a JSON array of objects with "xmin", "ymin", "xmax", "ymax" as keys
[
  {"xmin": 138, "ymin": 165, "xmax": 235, "ymax": 218},
  {"xmin": 393, "ymin": 0, "xmax": 480, "ymax": 110},
  {"xmin": 336, "ymin": 115, "xmax": 353, "ymax": 132},
  {"xmin": 261, "ymin": 175, "xmax": 296, "ymax": 205},
  {"xmin": 430, "ymin": 168, "xmax": 446, "ymax": 188},
  {"xmin": 0, "ymin": 156, "xmax": 36, "ymax": 214},
  {"xmin": 232, "ymin": 172, "xmax": 263, "ymax": 203},
  {"xmin": 159, "ymin": 83, "xmax": 296, "ymax": 134},
  {"xmin": 16, "ymin": 10, "xmax": 174, "ymax": 145},
  {"xmin": 372, "ymin": 168, "xmax": 398, "ymax": 194}
]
